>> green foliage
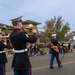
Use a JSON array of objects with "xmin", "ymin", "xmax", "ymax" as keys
[{"xmin": 42, "ymin": 16, "xmax": 70, "ymax": 41}]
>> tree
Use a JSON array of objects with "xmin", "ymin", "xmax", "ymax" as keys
[
  {"xmin": 44, "ymin": 16, "xmax": 70, "ymax": 41},
  {"xmin": 38, "ymin": 31, "xmax": 46, "ymax": 43}
]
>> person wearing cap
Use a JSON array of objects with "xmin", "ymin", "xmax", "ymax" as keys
[
  {"xmin": 0, "ymin": 33, "xmax": 11, "ymax": 75},
  {"xmin": 50, "ymin": 34, "xmax": 62, "ymax": 69},
  {"xmin": 9, "ymin": 16, "xmax": 37, "ymax": 75}
]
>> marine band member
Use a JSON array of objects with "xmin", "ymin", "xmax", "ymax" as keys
[
  {"xmin": 0, "ymin": 33, "xmax": 11, "ymax": 75},
  {"xmin": 50, "ymin": 34, "xmax": 62, "ymax": 69},
  {"xmin": 9, "ymin": 16, "xmax": 37, "ymax": 75}
]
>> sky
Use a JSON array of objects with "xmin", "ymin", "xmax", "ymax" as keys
[{"xmin": 0, "ymin": 0, "xmax": 75, "ymax": 32}]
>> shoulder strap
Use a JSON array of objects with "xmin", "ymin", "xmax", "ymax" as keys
[{"xmin": 50, "ymin": 41, "xmax": 59, "ymax": 52}]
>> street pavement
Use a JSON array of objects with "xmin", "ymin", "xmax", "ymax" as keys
[{"xmin": 6, "ymin": 52, "xmax": 75, "ymax": 75}]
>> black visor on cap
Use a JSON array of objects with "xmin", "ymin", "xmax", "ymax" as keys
[
  {"xmin": 10, "ymin": 16, "xmax": 22, "ymax": 23},
  {"xmin": 10, "ymin": 16, "xmax": 22, "ymax": 26}
]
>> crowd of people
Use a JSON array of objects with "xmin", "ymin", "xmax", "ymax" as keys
[
  {"xmin": 27, "ymin": 43, "xmax": 47, "ymax": 57},
  {"xmin": 59, "ymin": 42, "xmax": 73, "ymax": 53}
]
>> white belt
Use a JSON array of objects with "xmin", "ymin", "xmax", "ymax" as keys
[
  {"xmin": 0, "ymin": 51, "xmax": 5, "ymax": 54},
  {"xmin": 13, "ymin": 49, "xmax": 27, "ymax": 53}
]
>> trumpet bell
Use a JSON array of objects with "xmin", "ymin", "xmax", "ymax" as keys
[{"xmin": 28, "ymin": 24, "xmax": 33, "ymax": 28}]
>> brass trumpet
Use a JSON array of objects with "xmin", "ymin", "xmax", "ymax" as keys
[
  {"xmin": 1, "ymin": 24, "xmax": 34, "ymax": 38},
  {"xmin": 21, "ymin": 24, "xmax": 34, "ymax": 32},
  {"xmin": 2, "ymin": 33, "xmax": 10, "ymax": 38},
  {"xmin": 2, "ymin": 24, "xmax": 34, "ymax": 31}
]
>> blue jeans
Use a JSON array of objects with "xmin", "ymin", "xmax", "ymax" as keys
[
  {"xmin": 14, "ymin": 68, "xmax": 32, "ymax": 75},
  {"xmin": 50, "ymin": 53, "xmax": 61, "ymax": 67},
  {"xmin": 0, "ymin": 64, "xmax": 6, "ymax": 75}
]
